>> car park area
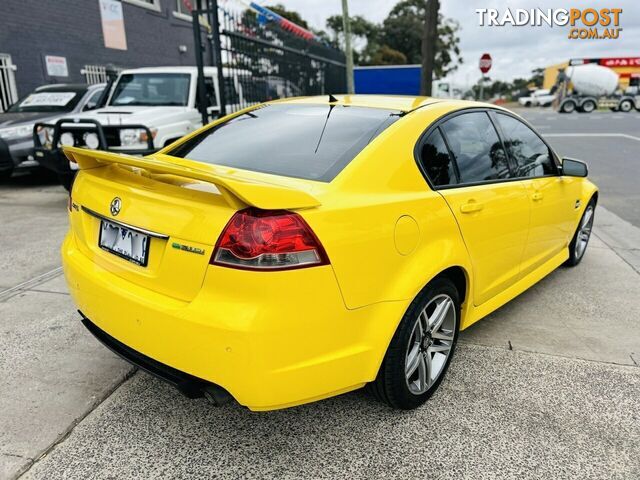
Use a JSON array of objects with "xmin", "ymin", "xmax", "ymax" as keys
[{"xmin": 1, "ymin": 108, "xmax": 639, "ymax": 479}]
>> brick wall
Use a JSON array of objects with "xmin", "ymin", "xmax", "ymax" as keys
[{"xmin": 0, "ymin": 0, "xmax": 210, "ymax": 96}]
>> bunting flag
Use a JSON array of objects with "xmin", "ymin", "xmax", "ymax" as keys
[{"xmin": 248, "ymin": 2, "xmax": 319, "ymax": 41}]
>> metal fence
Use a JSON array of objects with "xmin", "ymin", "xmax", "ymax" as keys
[
  {"xmin": 199, "ymin": 1, "xmax": 346, "ymax": 116},
  {"xmin": 0, "ymin": 54, "xmax": 19, "ymax": 112},
  {"xmin": 81, "ymin": 64, "xmax": 123, "ymax": 85}
]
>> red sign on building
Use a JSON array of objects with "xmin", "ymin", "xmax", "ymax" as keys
[{"xmin": 598, "ymin": 57, "xmax": 640, "ymax": 67}]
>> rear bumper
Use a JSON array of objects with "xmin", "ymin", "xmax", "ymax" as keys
[
  {"xmin": 80, "ymin": 312, "xmax": 219, "ymax": 399},
  {"xmin": 62, "ymin": 232, "xmax": 406, "ymax": 410}
]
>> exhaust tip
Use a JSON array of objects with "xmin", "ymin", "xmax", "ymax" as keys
[{"xmin": 203, "ymin": 384, "xmax": 233, "ymax": 406}]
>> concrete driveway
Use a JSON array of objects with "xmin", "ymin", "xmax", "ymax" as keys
[{"xmin": 1, "ymin": 111, "xmax": 639, "ymax": 479}]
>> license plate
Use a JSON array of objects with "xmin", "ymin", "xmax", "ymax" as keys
[{"xmin": 99, "ymin": 220, "xmax": 150, "ymax": 266}]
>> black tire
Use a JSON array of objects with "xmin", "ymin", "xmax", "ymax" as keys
[
  {"xmin": 565, "ymin": 199, "xmax": 596, "ymax": 267},
  {"xmin": 370, "ymin": 277, "xmax": 460, "ymax": 410},
  {"xmin": 0, "ymin": 167, "xmax": 13, "ymax": 182},
  {"xmin": 580, "ymin": 100, "xmax": 597, "ymax": 113},
  {"xmin": 559, "ymin": 100, "xmax": 576, "ymax": 113},
  {"xmin": 619, "ymin": 100, "xmax": 633, "ymax": 113}
]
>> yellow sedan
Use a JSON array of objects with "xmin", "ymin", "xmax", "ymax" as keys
[{"xmin": 61, "ymin": 95, "xmax": 598, "ymax": 411}]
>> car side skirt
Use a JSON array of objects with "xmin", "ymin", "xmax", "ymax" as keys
[{"xmin": 460, "ymin": 247, "xmax": 569, "ymax": 330}]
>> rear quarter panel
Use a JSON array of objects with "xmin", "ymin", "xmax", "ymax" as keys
[{"xmin": 303, "ymin": 103, "xmax": 473, "ymax": 311}]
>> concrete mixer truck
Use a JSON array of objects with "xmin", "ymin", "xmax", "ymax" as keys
[{"xmin": 555, "ymin": 63, "xmax": 640, "ymax": 113}]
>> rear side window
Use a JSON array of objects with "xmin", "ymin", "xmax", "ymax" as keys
[
  {"xmin": 169, "ymin": 104, "xmax": 400, "ymax": 182},
  {"xmin": 420, "ymin": 129, "xmax": 457, "ymax": 187},
  {"xmin": 440, "ymin": 112, "xmax": 510, "ymax": 183},
  {"xmin": 494, "ymin": 113, "xmax": 556, "ymax": 178}
]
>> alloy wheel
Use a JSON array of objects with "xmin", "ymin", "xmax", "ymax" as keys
[
  {"xmin": 405, "ymin": 294, "xmax": 456, "ymax": 395},
  {"xmin": 575, "ymin": 205, "xmax": 594, "ymax": 259}
]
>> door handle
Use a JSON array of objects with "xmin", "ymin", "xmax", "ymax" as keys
[
  {"xmin": 532, "ymin": 191, "xmax": 544, "ymax": 201},
  {"xmin": 460, "ymin": 201, "xmax": 484, "ymax": 214}
]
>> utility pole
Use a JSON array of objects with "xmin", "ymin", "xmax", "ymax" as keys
[
  {"xmin": 420, "ymin": 0, "xmax": 439, "ymax": 96},
  {"xmin": 341, "ymin": 0, "xmax": 354, "ymax": 94}
]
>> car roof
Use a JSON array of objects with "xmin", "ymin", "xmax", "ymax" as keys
[
  {"xmin": 35, "ymin": 84, "xmax": 93, "ymax": 92},
  {"xmin": 270, "ymin": 95, "xmax": 496, "ymax": 114}
]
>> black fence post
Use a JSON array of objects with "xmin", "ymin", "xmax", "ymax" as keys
[
  {"xmin": 210, "ymin": 0, "xmax": 227, "ymax": 117},
  {"xmin": 192, "ymin": 10, "xmax": 209, "ymax": 126}
]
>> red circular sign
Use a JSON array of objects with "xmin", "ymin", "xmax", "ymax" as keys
[{"xmin": 479, "ymin": 53, "xmax": 492, "ymax": 74}]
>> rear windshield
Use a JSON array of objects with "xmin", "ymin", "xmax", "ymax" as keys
[{"xmin": 169, "ymin": 103, "xmax": 400, "ymax": 182}]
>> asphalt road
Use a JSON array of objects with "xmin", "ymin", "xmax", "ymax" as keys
[
  {"xmin": 516, "ymin": 108, "xmax": 640, "ymax": 228},
  {"xmin": 1, "ymin": 109, "xmax": 639, "ymax": 479}
]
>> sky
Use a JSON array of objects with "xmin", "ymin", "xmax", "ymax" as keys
[{"xmin": 271, "ymin": 0, "xmax": 639, "ymax": 88}]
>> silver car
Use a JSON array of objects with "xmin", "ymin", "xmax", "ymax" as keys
[{"xmin": 0, "ymin": 83, "xmax": 105, "ymax": 181}]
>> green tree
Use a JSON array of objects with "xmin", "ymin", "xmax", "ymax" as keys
[
  {"xmin": 370, "ymin": 45, "xmax": 407, "ymax": 65},
  {"xmin": 381, "ymin": 0, "xmax": 462, "ymax": 77},
  {"xmin": 530, "ymin": 67, "xmax": 545, "ymax": 87},
  {"xmin": 327, "ymin": 14, "xmax": 409, "ymax": 65}
]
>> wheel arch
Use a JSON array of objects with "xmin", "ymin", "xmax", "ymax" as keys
[
  {"xmin": 367, "ymin": 263, "xmax": 471, "ymax": 385},
  {"xmin": 433, "ymin": 266, "xmax": 468, "ymax": 305}
]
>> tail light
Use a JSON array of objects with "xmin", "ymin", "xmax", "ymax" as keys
[{"xmin": 211, "ymin": 208, "xmax": 329, "ymax": 271}]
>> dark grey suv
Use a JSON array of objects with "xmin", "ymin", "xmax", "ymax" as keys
[{"xmin": 0, "ymin": 83, "xmax": 105, "ymax": 181}]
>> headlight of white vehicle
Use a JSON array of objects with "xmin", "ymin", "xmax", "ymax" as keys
[
  {"xmin": 119, "ymin": 128, "xmax": 156, "ymax": 149},
  {"xmin": 0, "ymin": 124, "xmax": 34, "ymax": 140},
  {"xmin": 83, "ymin": 132, "xmax": 100, "ymax": 149},
  {"xmin": 60, "ymin": 132, "xmax": 75, "ymax": 147},
  {"xmin": 36, "ymin": 125, "xmax": 55, "ymax": 149}
]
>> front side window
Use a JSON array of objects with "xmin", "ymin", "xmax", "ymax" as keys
[
  {"xmin": 169, "ymin": 103, "xmax": 400, "ymax": 182},
  {"xmin": 440, "ymin": 112, "xmax": 510, "ymax": 183},
  {"xmin": 83, "ymin": 88, "xmax": 105, "ymax": 111},
  {"xmin": 196, "ymin": 77, "xmax": 217, "ymax": 108},
  {"xmin": 420, "ymin": 128, "xmax": 457, "ymax": 187},
  {"xmin": 494, "ymin": 113, "xmax": 556, "ymax": 178},
  {"xmin": 109, "ymin": 73, "xmax": 191, "ymax": 107}
]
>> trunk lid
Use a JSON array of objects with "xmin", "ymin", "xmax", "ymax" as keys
[{"xmin": 65, "ymin": 147, "xmax": 321, "ymax": 302}]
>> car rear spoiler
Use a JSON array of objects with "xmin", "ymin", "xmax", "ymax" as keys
[{"xmin": 63, "ymin": 146, "xmax": 320, "ymax": 210}]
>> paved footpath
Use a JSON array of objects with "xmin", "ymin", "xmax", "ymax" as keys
[{"xmin": 1, "ymin": 181, "xmax": 639, "ymax": 479}]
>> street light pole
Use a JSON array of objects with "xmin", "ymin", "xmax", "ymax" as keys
[{"xmin": 341, "ymin": 0, "xmax": 354, "ymax": 94}]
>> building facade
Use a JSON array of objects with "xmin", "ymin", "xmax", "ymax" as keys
[{"xmin": 0, "ymin": 0, "xmax": 210, "ymax": 107}]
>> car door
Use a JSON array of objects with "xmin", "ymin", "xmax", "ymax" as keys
[
  {"xmin": 491, "ymin": 112, "xmax": 581, "ymax": 277},
  {"xmin": 419, "ymin": 111, "xmax": 531, "ymax": 306}
]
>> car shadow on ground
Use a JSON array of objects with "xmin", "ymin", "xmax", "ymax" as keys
[{"xmin": 0, "ymin": 169, "xmax": 60, "ymax": 190}]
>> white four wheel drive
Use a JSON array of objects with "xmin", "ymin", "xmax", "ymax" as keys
[
  {"xmin": 34, "ymin": 66, "xmax": 252, "ymax": 189},
  {"xmin": 518, "ymin": 89, "xmax": 555, "ymax": 108},
  {"xmin": 69, "ymin": 66, "xmax": 247, "ymax": 151}
]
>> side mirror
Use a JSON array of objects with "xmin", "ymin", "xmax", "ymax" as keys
[{"xmin": 561, "ymin": 158, "xmax": 588, "ymax": 177}]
